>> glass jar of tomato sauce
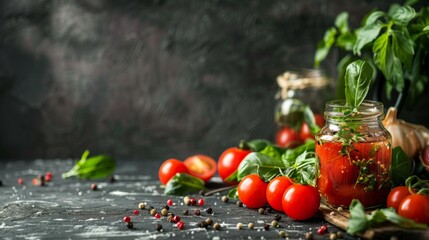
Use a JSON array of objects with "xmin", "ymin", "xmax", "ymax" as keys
[{"xmin": 315, "ymin": 100, "xmax": 392, "ymax": 208}]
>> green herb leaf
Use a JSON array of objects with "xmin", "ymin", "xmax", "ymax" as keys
[
  {"xmin": 423, "ymin": 25, "xmax": 429, "ymax": 32},
  {"xmin": 315, "ymin": 27, "xmax": 337, "ymax": 67},
  {"xmin": 62, "ymin": 150, "xmax": 116, "ymax": 179},
  {"xmin": 353, "ymin": 21, "xmax": 384, "ymax": 55},
  {"xmin": 335, "ymin": 12, "xmax": 350, "ymax": 34},
  {"xmin": 391, "ymin": 29, "xmax": 414, "ymax": 70},
  {"xmin": 247, "ymin": 139, "xmax": 271, "ymax": 152},
  {"xmin": 224, "ymin": 170, "xmax": 238, "ymax": 183},
  {"xmin": 389, "ymin": 5, "xmax": 416, "ymax": 25},
  {"xmin": 164, "ymin": 173, "xmax": 205, "ymax": 196},
  {"xmin": 364, "ymin": 11, "xmax": 386, "ymax": 26},
  {"xmin": 227, "ymin": 187, "xmax": 238, "ymax": 199},
  {"xmin": 347, "ymin": 199, "xmax": 427, "ymax": 235},
  {"xmin": 260, "ymin": 145, "xmax": 282, "ymax": 162},
  {"xmin": 392, "ymin": 146, "xmax": 414, "ymax": 186},
  {"xmin": 344, "ymin": 60, "xmax": 374, "ymax": 109},
  {"xmin": 281, "ymin": 140, "xmax": 315, "ymax": 167},
  {"xmin": 237, "ymin": 152, "xmax": 284, "ymax": 182}
]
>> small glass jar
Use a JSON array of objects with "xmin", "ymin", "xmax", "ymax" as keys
[
  {"xmin": 315, "ymin": 100, "xmax": 392, "ymax": 208},
  {"xmin": 275, "ymin": 69, "xmax": 330, "ymax": 128}
]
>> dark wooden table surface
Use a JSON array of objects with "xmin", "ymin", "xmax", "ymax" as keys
[{"xmin": 0, "ymin": 159, "xmax": 357, "ymax": 239}]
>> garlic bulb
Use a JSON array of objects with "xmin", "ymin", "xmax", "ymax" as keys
[{"xmin": 382, "ymin": 107, "xmax": 429, "ymax": 158}]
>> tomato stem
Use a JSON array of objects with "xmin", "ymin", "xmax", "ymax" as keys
[
  {"xmin": 239, "ymin": 140, "xmax": 251, "ymax": 151},
  {"xmin": 405, "ymin": 175, "xmax": 429, "ymax": 196},
  {"xmin": 203, "ymin": 185, "xmax": 238, "ymax": 197}
]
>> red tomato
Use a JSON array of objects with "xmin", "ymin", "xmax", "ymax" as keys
[
  {"xmin": 158, "ymin": 159, "xmax": 189, "ymax": 185},
  {"xmin": 299, "ymin": 123, "xmax": 313, "ymax": 140},
  {"xmin": 238, "ymin": 174, "xmax": 268, "ymax": 209},
  {"xmin": 184, "ymin": 154, "xmax": 216, "ymax": 182},
  {"xmin": 218, "ymin": 147, "xmax": 252, "ymax": 183},
  {"xmin": 387, "ymin": 186, "xmax": 412, "ymax": 211},
  {"xmin": 398, "ymin": 194, "xmax": 429, "ymax": 224},
  {"xmin": 282, "ymin": 184, "xmax": 320, "ymax": 220},
  {"xmin": 276, "ymin": 127, "xmax": 302, "ymax": 148},
  {"xmin": 266, "ymin": 176, "xmax": 294, "ymax": 212},
  {"xmin": 314, "ymin": 114, "xmax": 325, "ymax": 127}
]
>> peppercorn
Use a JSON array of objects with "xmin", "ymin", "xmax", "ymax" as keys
[
  {"xmin": 164, "ymin": 205, "xmax": 170, "ymax": 211},
  {"xmin": 205, "ymin": 218, "xmax": 213, "ymax": 225},
  {"xmin": 194, "ymin": 209, "xmax": 201, "ymax": 216},
  {"xmin": 264, "ymin": 223, "xmax": 270, "ymax": 231},
  {"xmin": 213, "ymin": 223, "xmax": 221, "ymax": 230},
  {"xmin": 126, "ymin": 222, "xmax": 133, "ymax": 229},
  {"xmin": 133, "ymin": 210, "xmax": 139, "ymax": 215},
  {"xmin": 329, "ymin": 232, "xmax": 337, "ymax": 240},
  {"xmin": 305, "ymin": 232, "xmax": 314, "ymax": 240},
  {"xmin": 167, "ymin": 215, "xmax": 174, "ymax": 223},
  {"xmin": 258, "ymin": 208, "xmax": 265, "ymax": 214},
  {"xmin": 189, "ymin": 198, "xmax": 197, "ymax": 205},
  {"xmin": 150, "ymin": 209, "xmax": 157, "ymax": 216},
  {"xmin": 336, "ymin": 231, "xmax": 344, "ymax": 239},
  {"xmin": 177, "ymin": 221, "xmax": 185, "ymax": 230},
  {"xmin": 221, "ymin": 196, "xmax": 228, "ymax": 203},
  {"xmin": 148, "ymin": 206, "xmax": 154, "ymax": 211},
  {"xmin": 337, "ymin": 207, "xmax": 343, "ymax": 212},
  {"xmin": 0, "ymin": 180, "xmax": 2, "ymax": 186},
  {"xmin": 39, "ymin": 175, "xmax": 45, "ymax": 186},
  {"xmin": 236, "ymin": 201, "xmax": 243, "ymax": 207},
  {"xmin": 198, "ymin": 198, "xmax": 205, "ymax": 206},
  {"xmin": 161, "ymin": 208, "xmax": 169, "ymax": 216},
  {"xmin": 91, "ymin": 183, "xmax": 97, "ymax": 191},
  {"xmin": 182, "ymin": 209, "xmax": 189, "ymax": 215},
  {"xmin": 274, "ymin": 214, "xmax": 281, "ymax": 221},
  {"xmin": 184, "ymin": 196, "xmax": 190, "ymax": 205},
  {"xmin": 172, "ymin": 215, "xmax": 181, "ymax": 223},
  {"xmin": 271, "ymin": 220, "xmax": 279, "ymax": 228},
  {"xmin": 156, "ymin": 223, "xmax": 163, "ymax": 231},
  {"xmin": 205, "ymin": 207, "xmax": 213, "ymax": 214},
  {"xmin": 198, "ymin": 221, "xmax": 208, "ymax": 228},
  {"xmin": 279, "ymin": 230, "xmax": 287, "ymax": 238},
  {"xmin": 317, "ymin": 225, "xmax": 328, "ymax": 235},
  {"xmin": 108, "ymin": 175, "xmax": 115, "ymax": 183},
  {"xmin": 138, "ymin": 202, "xmax": 146, "ymax": 210},
  {"xmin": 123, "ymin": 216, "xmax": 131, "ymax": 223},
  {"xmin": 265, "ymin": 207, "xmax": 272, "ymax": 214},
  {"xmin": 236, "ymin": 222, "xmax": 243, "ymax": 230},
  {"xmin": 167, "ymin": 199, "xmax": 173, "ymax": 206},
  {"xmin": 248, "ymin": 222, "xmax": 254, "ymax": 230}
]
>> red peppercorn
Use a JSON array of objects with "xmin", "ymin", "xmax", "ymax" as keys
[
  {"xmin": 177, "ymin": 221, "xmax": 185, "ymax": 230},
  {"xmin": 133, "ymin": 210, "xmax": 139, "ymax": 215},
  {"xmin": 167, "ymin": 199, "xmax": 173, "ymax": 206},
  {"xmin": 123, "ymin": 216, "xmax": 131, "ymax": 223},
  {"xmin": 18, "ymin": 178, "xmax": 24, "ymax": 185},
  {"xmin": 154, "ymin": 213, "xmax": 161, "ymax": 219},
  {"xmin": 45, "ymin": 172, "xmax": 53, "ymax": 182},
  {"xmin": 198, "ymin": 198, "xmax": 205, "ymax": 206},
  {"xmin": 91, "ymin": 183, "xmax": 97, "ymax": 191},
  {"xmin": 317, "ymin": 225, "xmax": 328, "ymax": 235},
  {"xmin": 172, "ymin": 215, "xmax": 181, "ymax": 223},
  {"xmin": 189, "ymin": 198, "xmax": 196, "ymax": 206}
]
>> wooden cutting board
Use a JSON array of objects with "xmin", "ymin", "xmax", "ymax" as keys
[{"xmin": 319, "ymin": 203, "xmax": 429, "ymax": 240}]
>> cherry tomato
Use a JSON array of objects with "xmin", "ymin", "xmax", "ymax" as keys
[
  {"xmin": 314, "ymin": 114, "xmax": 325, "ymax": 127},
  {"xmin": 158, "ymin": 159, "xmax": 189, "ymax": 185},
  {"xmin": 282, "ymin": 184, "xmax": 320, "ymax": 220},
  {"xmin": 266, "ymin": 176, "xmax": 294, "ymax": 212},
  {"xmin": 387, "ymin": 186, "xmax": 412, "ymax": 211},
  {"xmin": 299, "ymin": 123, "xmax": 313, "ymax": 140},
  {"xmin": 276, "ymin": 127, "xmax": 302, "ymax": 148},
  {"xmin": 184, "ymin": 154, "xmax": 216, "ymax": 182},
  {"xmin": 218, "ymin": 146, "xmax": 252, "ymax": 183},
  {"xmin": 237, "ymin": 174, "xmax": 268, "ymax": 209},
  {"xmin": 398, "ymin": 194, "xmax": 429, "ymax": 224}
]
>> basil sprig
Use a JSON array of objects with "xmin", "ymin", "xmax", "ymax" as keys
[
  {"xmin": 347, "ymin": 199, "xmax": 427, "ymax": 235},
  {"xmin": 164, "ymin": 173, "xmax": 206, "ymax": 196},
  {"xmin": 62, "ymin": 150, "xmax": 116, "ymax": 179},
  {"xmin": 344, "ymin": 60, "xmax": 374, "ymax": 110}
]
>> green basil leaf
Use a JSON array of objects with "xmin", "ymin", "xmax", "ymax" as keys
[
  {"xmin": 335, "ymin": 12, "xmax": 349, "ymax": 34},
  {"xmin": 281, "ymin": 140, "xmax": 315, "ymax": 167},
  {"xmin": 391, "ymin": 56, "xmax": 404, "ymax": 93},
  {"xmin": 260, "ymin": 145, "xmax": 282, "ymax": 162},
  {"xmin": 336, "ymin": 32, "xmax": 356, "ymax": 51},
  {"xmin": 347, "ymin": 199, "xmax": 370, "ymax": 235},
  {"xmin": 62, "ymin": 150, "xmax": 116, "ymax": 179},
  {"xmin": 353, "ymin": 21, "xmax": 384, "ymax": 55},
  {"xmin": 164, "ymin": 173, "xmax": 205, "ymax": 196},
  {"xmin": 344, "ymin": 60, "xmax": 374, "ymax": 109},
  {"xmin": 424, "ymin": 25, "xmax": 429, "ymax": 32},
  {"xmin": 391, "ymin": 29, "xmax": 414, "ymax": 70},
  {"xmin": 389, "ymin": 5, "xmax": 416, "ymax": 25},
  {"xmin": 373, "ymin": 32, "xmax": 393, "ymax": 83},
  {"xmin": 391, "ymin": 146, "xmax": 413, "ymax": 186},
  {"xmin": 303, "ymin": 105, "xmax": 320, "ymax": 135},
  {"xmin": 336, "ymin": 55, "xmax": 356, "ymax": 99},
  {"xmin": 314, "ymin": 27, "xmax": 337, "ymax": 67},
  {"xmin": 364, "ymin": 11, "xmax": 386, "ymax": 26},
  {"xmin": 224, "ymin": 170, "xmax": 238, "ymax": 183},
  {"xmin": 380, "ymin": 208, "xmax": 427, "ymax": 229},
  {"xmin": 227, "ymin": 187, "xmax": 238, "ymax": 199},
  {"xmin": 247, "ymin": 139, "xmax": 271, "ymax": 152},
  {"xmin": 237, "ymin": 153, "xmax": 284, "ymax": 181}
]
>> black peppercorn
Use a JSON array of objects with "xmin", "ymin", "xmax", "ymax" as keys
[
  {"xmin": 198, "ymin": 221, "xmax": 208, "ymax": 228},
  {"xmin": 274, "ymin": 214, "xmax": 281, "ymax": 221},
  {"xmin": 264, "ymin": 223, "xmax": 270, "ymax": 231},
  {"xmin": 205, "ymin": 218, "xmax": 213, "ymax": 225},
  {"xmin": 265, "ymin": 207, "xmax": 272, "ymax": 214},
  {"xmin": 194, "ymin": 209, "xmax": 201, "ymax": 216},
  {"xmin": 236, "ymin": 201, "xmax": 243, "ymax": 207},
  {"xmin": 126, "ymin": 222, "xmax": 133, "ymax": 229},
  {"xmin": 39, "ymin": 175, "xmax": 45, "ymax": 186},
  {"xmin": 164, "ymin": 205, "xmax": 170, "ymax": 211},
  {"xmin": 182, "ymin": 209, "xmax": 189, "ymax": 215},
  {"xmin": 156, "ymin": 223, "xmax": 162, "ymax": 231},
  {"xmin": 108, "ymin": 175, "xmax": 115, "ymax": 183},
  {"xmin": 205, "ymin": 207, "xmax": 213, "ymax": 214}
]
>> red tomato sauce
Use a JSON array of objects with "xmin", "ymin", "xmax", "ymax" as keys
[{"xmin": 316, "ymin": 141, "xmax": 391, "ymax": 208}]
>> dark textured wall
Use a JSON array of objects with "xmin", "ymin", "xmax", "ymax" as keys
[{"xmin": 0, "ymin": 0, "xmax": 414, "ymax": 160}]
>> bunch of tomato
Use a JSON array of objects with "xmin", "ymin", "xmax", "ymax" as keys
[
  {"xmin": 237, "ymin": 175, "xmax": 320, "ymax": 220},
  {"xmin": 275, "ymin": 114, "xmax": 324, "ymax": 148}
]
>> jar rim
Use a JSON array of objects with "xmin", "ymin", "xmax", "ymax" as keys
[{"xmin": 324, "ymin": 100, "xmax": 384, "ymax": 120}]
